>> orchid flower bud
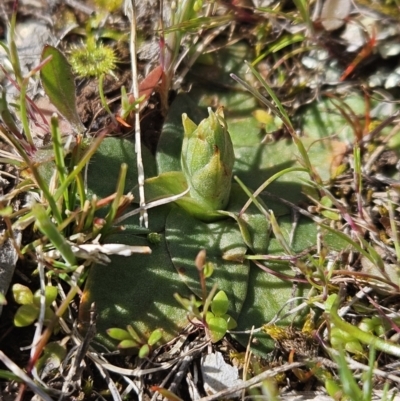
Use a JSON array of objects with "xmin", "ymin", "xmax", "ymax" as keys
[{"xmin": 181, "ymin": 107, "xmax": 234, "ymax": 212}]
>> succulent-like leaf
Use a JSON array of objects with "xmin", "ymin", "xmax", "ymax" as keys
[
  {"xmin": 118, "ymin": 339, "xmax": 139, "ymax": 349},
  {"xmin": 33, "ymin": 286, "xmax": 58, "ymax": 307},
  {"xmin": 14, "ymin": 304, "xmax": 38, "ymax": 327},
  {"xmin": 138, "ymin": 344, "xmax": 150, "ymax": 358},
  {"xmin": 127, "ymin": 325, "xmax": 142, "ymax": 344},
  {"xmin": 107, "ymin": 328, "xmax": 132, "ymax": 341},
  {"xmin": 12, "ymin": 284, "xmax": 33, "ymax": 305},
  {"xmin": 148, "ymin": 329, "xmax": 163, "ymax": 346}
]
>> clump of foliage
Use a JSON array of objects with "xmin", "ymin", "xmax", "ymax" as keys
[
  {"xmin": 107, "ymin": 326, "xmax": 163, "ymax": 358},
  {"xmin": 12, "ymin": 284, "xmax": 57, "ymax": 327}
]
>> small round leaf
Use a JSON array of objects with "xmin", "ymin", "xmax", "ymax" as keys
[
  {"xmin": 208, "ymin": 316, "xmax": 228, "ymax": 343},
  {"xmin": 33, "ymin": 286, "xmax": 58, "ymax": 307},
  {"xmin": 211, "ymin": 290, "xmax": 229, "ymax": 317},
  {"xmin": 224, "ymin": 314, "xmax": 237, "ymax": 330}
]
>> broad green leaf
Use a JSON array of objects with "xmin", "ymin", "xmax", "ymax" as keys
[
  {"xmin": 222, "ymin": 184, "xmax": 270, "ymax": 254},
  {"xmin": 273, "ymin": 215, "xmax": 350, "ymax": 252},
  {"xmin": 166, "ymin": 207, "xmax": 249, "ymax": 318},
  {"xmin": 234, "ymin": 215, "xmax": 347, "ymax": 353},
  {"xmin": 40, "ymin": 45, "xmax": 85, "ymax": 134},
  {"xmin": 87, "ymin": 137, "xmax": 165, "ymax": 233},
  {"xmin": 139, "ymin": 171, "xmax": 224, "ymax": 222},
  {"xmin": 79, "ymin": 235, "xmax": 192, "ymax": 349},
  {"xmin": 156, "ymin": 94, "xmax": 206, "ymax": 174},
  {"xmin": 191, "ymin": 42, "xmax": 256, "ymax": 91},
  {"xmin": 88, "ymin": 138, "xmax": 157, "ymax": 199},
  {"xmin": 301, "ymin": 95, "xmax": 367, "ymax": 143},
  {"xmin": 233, "ymin": 262, "xmax": 299, "ymax": 353}
]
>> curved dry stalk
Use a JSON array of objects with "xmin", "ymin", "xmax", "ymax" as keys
[{"xmin": 125, "ymin": 0, "xmax": 148, "ymax": 228}]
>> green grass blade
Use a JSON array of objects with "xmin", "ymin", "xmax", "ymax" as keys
[
  {"xmin": 328, "ymin": 294, "xmax": 400, "ymax": 358},
  {"xmin": 0, "ymin": 124, "xmax": 63, "ymax": 223},
  {"xmin": 32, "ymin": 203, "xmax": 76, "ymax": 267},
  {"xmin": 50, "ymin": 114, "xmax": 70, "ymax": 208},
  {"xmin": 239, "ymin": 166, "xmax": 308, "ymax": 213},
  {"xmin": 252, "ymin": 33, "xmax": 304, "ymax": 66},
  {"xmin": 53, "ymin": 130, "xmax": 107, "ymax": 202},
  {"xmin": 335, "ymin": 348, "xmax": 364, "ymax": 400},
  {"xmin": 101, "ymin": 163, "xmax": 128, "ymax": 235}
]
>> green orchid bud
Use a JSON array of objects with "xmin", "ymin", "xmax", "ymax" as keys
[{"xmin": 181, "ymin": 107, "xmax": 234, "ymax": 212}]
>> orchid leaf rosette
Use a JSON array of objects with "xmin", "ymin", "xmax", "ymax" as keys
[
  {"xmin": 181, "ymin": 107, "xmax": 235, "ymax": 213},
  {"xmin": 135, "ymin": 105, "xmax": 235, "ymax": 221}
]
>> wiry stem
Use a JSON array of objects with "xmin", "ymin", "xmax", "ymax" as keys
[{"xmin": 126, "ymin": 0, "xmax": 148, "ymax": 227}]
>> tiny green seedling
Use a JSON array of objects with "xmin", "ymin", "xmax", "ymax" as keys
[
  {"xmin": 12, "ymin": 284, "xmax": 57, "ymax": 327},
  {"xmin": 175, "ymin": 289, "xmax": 237, "ymax": 343},
  {"xmin": 205, "ymin": 290, "xmax": 237, "ymax": 343},
  {"xmin": 174, "ymin": 250, "xmax": 237, "ymax": 343},
  {"xmin": 119, "ymin": 85, "xmax": 145, "ymax": 121},
  {"xmin": 107, "ymin": 325, "xmax": 163, "ymax": 358}
]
